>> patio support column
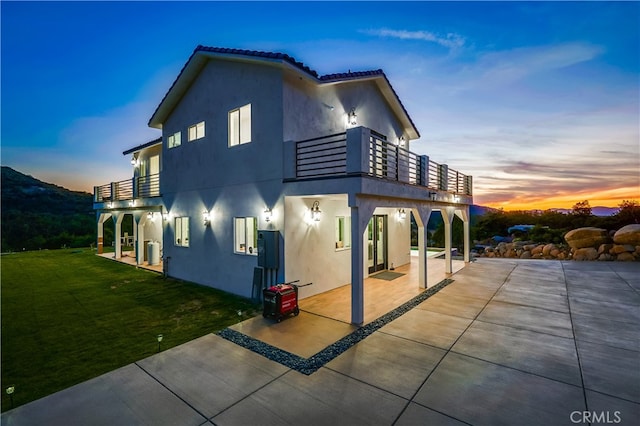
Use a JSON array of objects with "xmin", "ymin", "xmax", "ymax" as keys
[
  {"xmin": 350, "ymin": 206, "xmax": 365, "ymax": 325},
  {"xmin": 441, "ymin": 207, "xmax": 455, "ymax": 274},
  {"xmin": 135, "ymin": 214, "xmax": 145, "ymax": 265},
  {"xmin": 114, "ymin": 212, "xmax": 124, "ymax": 259},
  {"xmin": 349, "ymin": 197, "xmax": 375, "ymax": 325},
  {"xmin": 413, "ymin": 206, "xmax": 432, "ymax": 289},
  {"xmin": 455, "ymin": 207, "xmax": 471, "ymax": 263}
]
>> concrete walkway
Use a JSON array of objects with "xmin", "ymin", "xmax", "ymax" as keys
[{"xmin": 3, "ymin": 259, "xmax": 639, "ymax": 425}]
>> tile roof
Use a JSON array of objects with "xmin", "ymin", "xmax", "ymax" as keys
[
  {"xmin": 148, "ymin": 45, "xmax": 420, "ymax": 138},
  {"xmin": 123, "ymin": 137, "xmax": 162, "ymax": 155},
  {"xmin": 194, "ymin": 45, "xmax": 319, "ymax": 78}
]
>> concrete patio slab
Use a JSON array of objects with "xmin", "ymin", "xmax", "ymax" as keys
[
  {"xmin": 325, "ymin": 331, "xmax": 446, "ymax": 399},
  {"xmin": 477, "ymin": 300, "xmax": 574, "ymax": 338},
  {"xmin": 568, "ymin": 296, "xmax": 640, "ymax": 325},
  {"xmin": 452, "ymin": 320, "xmax": 582, "ymax": 386},
  {"xmin": 136, "ymin": 334, "xmax": 289, "ymax": 418},
  {"xmin": 413, "ymin": 352, "xmax": 586, "ymax": 426},
  {"xmin": 577, "ymin": 339, "xmax": 640, "ymax": 403},
  {"xmin": 566, "ymin": 285, "xmax": 640, "ymax": 306},
  {"xmin": 585, "ymin": 390, "xmax": 640, "ymax": 426},
  {"xmin": 572, "ymin": 312, "xmax": 640, "ymax": 352},
  {"xmin": 394, "ymin": 402, "xmax": 468, "ymax": 426},
  {"xmin": 211, "ymin": 368, "xmax": 406, "ymax": 426},
  {"xmin": 0, "ymin": 364, "xmax": 209, "ymax": 426},
  {"xmin": 416, "ymin": 292, "xmax": 488, "ymax": 319},
  {"xmin": 379, "ymin": 308, "xmax": 473, "ymax": 350},
  {"xmin": 493, "ymin": 286, "xmax": 569, "ymax": 313},
  {"xmin": 228, "ymin": 311, "xmax": 356, "ymax": 358}
]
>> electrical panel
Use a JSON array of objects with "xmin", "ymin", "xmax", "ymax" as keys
[{"xmin": 257, "ymin": 230, "xmax": 279, "ymax": 268}]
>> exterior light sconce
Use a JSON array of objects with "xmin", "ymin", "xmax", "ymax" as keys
[
  {"xmin": 108, "ymin": 202, "xmax": 114, "ymax": 209},
  {"xmin": 131, "ymin": 154, "xmax": 138, "ymax": 166},
  {"xmin": 429, "ymin": 192, "xmax": 437, "ymax": 201},
  {"xmin": 203, "ymin": 211, "xmax": 211, "ymax": 226},
  {"xmin": 348, "ymin": 108, "xmax": 357, "ymax": 127},
  {"xmin": 453, "ymin": 195, "xmax": 460, "ymax": 203},
  {"xmin": 310, "ymin": 200, "xmax": 322, "ymax": 222},
  {"xmin": 130, "ymin": 200, "xmax": 136, "ymax": 207},
  {"xmin": 398, "ymin": 209, "xmax": 407, "ymax": 220},
  {"xmin": 263, "ymin": 208, "xmax": 273, "ymax": 222},
  {"xmin": 162, "ymin": 212, "xmax": 169, "ymax": 221}
]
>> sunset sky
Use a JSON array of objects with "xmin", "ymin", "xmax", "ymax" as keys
[{"xmin": 2, "ymin": 1, "xmax": 638, "ymax": 210}]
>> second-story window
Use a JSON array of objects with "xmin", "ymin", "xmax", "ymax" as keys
[
  {"xmin": 228, "ymin": 104, "xmax": 251, "ymax": 147},
  {"xmin": 168, "ymin": 131, "xmax": 181, "ymax": 148},
  {"xmin": 188, "ymin": 121, "xmax": 205, "ymax": 141}
]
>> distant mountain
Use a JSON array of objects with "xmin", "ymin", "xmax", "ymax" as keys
[
  {"xmin": 546, "ymin": 206, "xmax": 618, "ymax": 216},
  {"xmin": 1, "ymin": 166, "xmax": 95, "ymax": 251}
]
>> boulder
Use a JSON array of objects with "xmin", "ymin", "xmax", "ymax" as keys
[
  {"xmin": 598, "ymin": 253, "xmax": 614, "ymax": 261},
  {"xmin": 520, "ymin": 251, "xmax": 532, "ymax": 259},
  {"xmin": 542, "ymin": 243, "xmax": 556, "ymax": 256},
  {"xmin": 531, "ymin": 245, "xmax": 544, "ymax": 255},
  {"xmin": 573, "ymin": 247, "xmax": 598, "ymax": 261},
  {"xmin": 610, "ymin": 244, "xmax": 635, "ymax": 255},
  {"xmin": 550, "ymin": 248, "xmax": 561, "ymax": 258},
  {"xmin": 557, "ymin": 252, "xmax": 567, "ymax": 260},
  {"xmin": 564, "ymin": 228, "xmax": 610, "ymax": 250},
  {"xmin": 613, "ymin": 224, "xmax": 640, "ymax": 246},
  {"xmin": 616, "ymin": 252, "xmax": 636, "ymax": 262},
  {"xmin": 598, "ymin": 244, "xmax": 614, "ymax": 255}
]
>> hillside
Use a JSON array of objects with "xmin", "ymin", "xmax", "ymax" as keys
[{"xmin": 1, "ymin": 167, "xmax": 95, "ymax": 251}]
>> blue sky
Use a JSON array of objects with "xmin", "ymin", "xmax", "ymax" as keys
[{"xmin": 2, "ymin": 1, "xmax": 638, "ymax": 209}]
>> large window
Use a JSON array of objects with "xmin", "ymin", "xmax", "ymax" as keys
[
  {"xmin": 188, "ymin": 121, "xmax": 205, "ymax": 141},
  {"xmin": 335, "ymin": 216, "xmax": 351, "ymax": 250},
  {"xmin": 175, "ymin": 217, "xmax": 189, "ymax": 247},
  {"xmin": 228, "ymin": 104, "xmax": 251, "ymax": 147},
  {"xmin": 234, "ymin": 217, "xmax": 257, "ymax": 255},
  {"xmin": 168, "ymin": 131, "xmax": 181, "ymax": 148}
]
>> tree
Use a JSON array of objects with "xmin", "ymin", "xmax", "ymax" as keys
[
  {"xmin": 614, "ymin": 200, "xmax": 640, "ymax": 225},
  {"xmin": 571, "ymin": 200, "xmax": 592, "ymax": 217}
]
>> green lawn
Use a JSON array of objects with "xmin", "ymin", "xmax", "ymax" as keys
[{"xmin": 1, "ymin": 249, "xmax": 260, "ymax": 412}]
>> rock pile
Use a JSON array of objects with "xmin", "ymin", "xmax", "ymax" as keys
[{"xmin": 479, "ymin": 224, "xmax": 640, "ymax": 261}]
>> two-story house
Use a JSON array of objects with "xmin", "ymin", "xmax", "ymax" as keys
[{"xmin": 94, "ymin": 46, "xmax": 473, "ymax": 324}]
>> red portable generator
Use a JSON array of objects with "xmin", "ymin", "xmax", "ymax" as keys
[{"xmin": 262, "ymin": 281, "xmax": 312, "ymax": 322}]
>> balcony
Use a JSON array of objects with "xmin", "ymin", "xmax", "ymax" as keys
[
  {"xmin": 94, "ymin": 173, "xmax": 161, "ymax": 204},
  {"xmin": 284, "ymin": 127, "xmax": 472, "ymax": 197}
]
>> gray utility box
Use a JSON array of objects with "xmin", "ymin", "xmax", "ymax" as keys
[{"xmin": 257, "ymin": 230, "xmax": 279, "ymax": 269}]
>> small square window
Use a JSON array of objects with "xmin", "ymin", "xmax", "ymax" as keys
[
  {"xmin": 188, "ymin": 121, "xmax": 205, "ymax": 141},
  {"xmin": 174, "ymin": 217, "xmax": 189, "ymax": 247},
  {"xmin": 168, "ymin": 131, "xmax": 181, "ymax": 148}
]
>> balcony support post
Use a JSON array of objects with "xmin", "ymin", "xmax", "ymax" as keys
[{"xmin": 346, "ymin": 126, "xmax": 370, "ymax": 176}]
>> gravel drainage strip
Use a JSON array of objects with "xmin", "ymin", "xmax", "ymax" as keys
[{"xmin": 218, "ymin": 278, "xmax": 454, "ymax": 375}]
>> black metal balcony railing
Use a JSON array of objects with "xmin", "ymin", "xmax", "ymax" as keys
[
  {"xmin": 94, "ymin": 173, "xmax": 160, "ymax": 202},
  {"xmin": 292, "ymin": 129, "xmax": 472, "ymax": 196}
]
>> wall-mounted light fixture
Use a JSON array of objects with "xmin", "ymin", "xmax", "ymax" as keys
[
  {"xmin": 453, "ymin": 195, "xmax": 460, "ymax": 203},
  {"xmin": 398, "ymin": 209, "xmax": 407, "ymax": 220},
  {"xmin": 263, "ymin": 207, "xmax": 273, "ymax": 222},
  {"xmin": 130, "ymin": 200, "xmax": 136, "ymax": 207},
  {"xmin": 203, "ymin": 210, "xmax": 211, "ymax": 226},
  {"xmin": 310, "ymin": 200, "xmax": 322, "ymax": 222},
  {"xmin": 162, "ymin": 212, "xmax": 169, "ymax": 221},
  {"xmin": 131, "ymin": 154, "xmax": 138, "ymax": 166},
  {"xmin": 396, "ymin": 136, "xmax": 405, "ymax": 146},
  {"xmin": 348, "ymin": 107, "xmax": 357, "ymax": 127},
  {"xmin": 428, "ymin": 192, "xmax": 437, "ymax": 201},
  {"xmin": 108, "ymin": 202, "xmax": 114, "ymax": 209}
]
